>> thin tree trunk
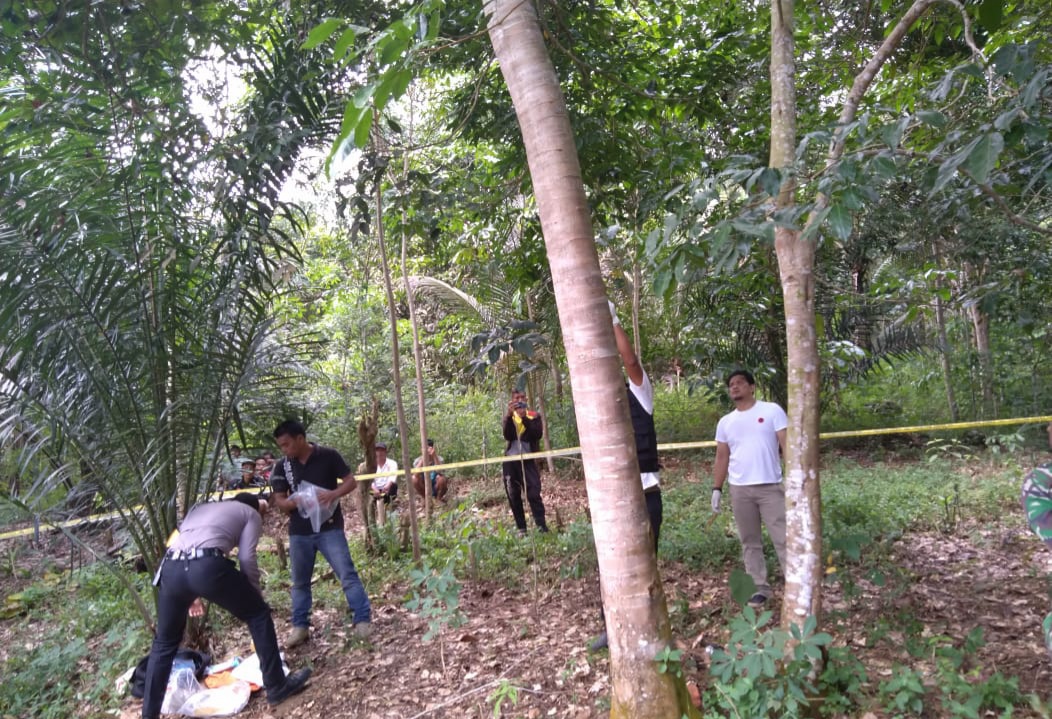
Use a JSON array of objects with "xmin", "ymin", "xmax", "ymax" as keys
[
  {"xmin": 372, "ymin": 151, "xmax": 421, "ymax": 563},
  {"xmin": 932, "ymin": 241, "xmax": 959, "ymax": 421},
  {"xmin": 968, "ymin": 300, "xmax": 995, "ymax": 417},
  {"xmin": 526, "ymin": 293, "xmax": 556, "ymax": 473},
  {"xmin": 631, "ymin": 261, "xmax": 642, "ymax": 360},
  {"xmin": 391, "ymin": 94, "xmax": 434, "ymax": 519},
  {"xmin": 484, "ymin": 2, "xmax": 696, "ymax": 716},
  {"xmin": 402, "ymin": 224, "xmax": 433, "ymax": 519}
]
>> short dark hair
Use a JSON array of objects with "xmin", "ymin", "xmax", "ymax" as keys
[
  {"xmin": 232, "ymin": 493, "xmax": 260, "ymax": 512},
  {"xmin": 426, "ymin": 439, "xmax": 435, "ymax": 447},
  {"xmin": 273, "ymin": 419, "xmax": 306, "ymax": 440},
  {"xmin": 241, "ymin": 460, "xmax": 255, "ymax": 469},
  {"xmin": 726, "ymin": 369, "xmax": 756, "ymax": 387},
  {"xmin": 231, "ymin": 444, "xmax": 241, "ymax": 452}
]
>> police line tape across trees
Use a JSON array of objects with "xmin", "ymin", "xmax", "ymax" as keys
[{"xmin": 1, "ymin": 415, "xmax": 1050, "ymax": 543}]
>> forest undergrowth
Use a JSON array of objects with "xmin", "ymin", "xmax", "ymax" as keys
[{"xmin": 1, "ymin": 447, "xmax": 1051, "ymax": 718}]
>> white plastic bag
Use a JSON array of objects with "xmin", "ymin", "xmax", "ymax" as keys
[
  {"xmin": 177, "ymin": 680, "xmax": 252, "ymax": 717},
  {"xmin": 291, "ymin": 481, "xmax": 337, "ymax": 532},
  {"xmin": 230, "ymin": 651, "xmax": 289, "ymax": 687}
]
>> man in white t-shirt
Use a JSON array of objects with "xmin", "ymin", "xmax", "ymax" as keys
[
  {"xmin": 369, "ymin": 442, "xmax": 399, "ymax": 503},
  {"xmin": 711, "ymin": 369, "xmax": 788, "ymax": 608},
  {"xmin": 591, "ymin": 301, "xmax": 662, "ymax": 651}
]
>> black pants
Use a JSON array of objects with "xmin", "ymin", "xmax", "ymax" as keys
[
  {"xmin": 645, "ymin": 489, "xmax": 663, "ymax": 549},
  {"xmin": 142, "ymin": 556, "xmax": 285, "ymax": 718},
  {"xmin": 502, "ymin": 458, "xmax": 547, "ymax": 531}
]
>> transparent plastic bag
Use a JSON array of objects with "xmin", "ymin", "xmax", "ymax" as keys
[
  {"xmin": 161, "ymin": 667, "xmax": 204, "ymax": 715},
  {"xmin": 177, "ymin": 680, "xmax": 252, "ymax": 717},
  {"xmin": 291, "ymin": 481, "xmax": 337, "ymax": 532}
]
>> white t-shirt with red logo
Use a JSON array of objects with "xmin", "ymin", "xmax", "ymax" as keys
[{"xmin": 714, "ymin": 400, "xmax": 788, "ymax": 486}]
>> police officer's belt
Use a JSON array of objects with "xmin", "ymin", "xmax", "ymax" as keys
[{"xmin": 165, "ymin": 547, "xmax": 226, "ymax": 560}]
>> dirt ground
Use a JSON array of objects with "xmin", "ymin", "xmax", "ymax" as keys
[{"xmin": 3, "ymin": 462, "xmax": 1052, "ymax": 718}]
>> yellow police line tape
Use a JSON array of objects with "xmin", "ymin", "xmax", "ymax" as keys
[{"xmin": 2, "ymin": 415, "xmax": 1050, "ymax": 542}]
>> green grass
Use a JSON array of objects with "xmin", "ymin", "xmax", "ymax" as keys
[{"xmin": 0, "ymin": 563, "xmax": 149, "ymax": 718}]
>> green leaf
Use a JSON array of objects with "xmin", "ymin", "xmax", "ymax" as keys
[
  {"xmin": 302, "ymin": 18, "xmax": 343, "ymax": 50},
  {"xmin": 963, "ymin": 132, "xmax": 1003, "ymax": 184},
  {"xmin": 758, "ymin": 167, "xmax": 782, "ymax": 198},
  {"xmin": 916, "ymin": 110, "xmax": 947, "ymax": 128},
  {"xmin": 729, "ymin": 569, "xmax": 756, "ymax": 606},
  {"xmin": 979, "ymin": 0, "xmax": 1003, "ymax": 33},
  {"xmin": 870, "ymin": 154, "xmax": 897, "ymax": 180},
  {"xmin": 826, "ymin": 204, "xmax": 852, "ymax": 241},
  {"xmin": 352, "ymin": 83, "xmax": 374, "ymax": 109},
  {"xmin": 379, "ymin": 33, "xmax": 409, "ymax": 66},
  {"xmin": 879, "ymin": 117, "xmax": 908, "ymax": 150},
  {"xmin": 353, "ymin": 108, "xmax": 374, "ymax": 148},
  {"xmin": 333, "ymin": 27, "xmax": 360, "ymax": 62}
]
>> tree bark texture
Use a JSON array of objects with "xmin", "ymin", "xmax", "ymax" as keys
[
  {"xmin": 770, "ymin": 0, "xmax": 823, "ymax": 629},
  {"xmin": 484, "ymin": 1, "xmax": 696, "ymax": 716}
]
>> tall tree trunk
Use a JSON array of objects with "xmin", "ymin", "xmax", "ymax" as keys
[
  {"xmin": 773, "ymin": 0, "xmax": 949, "ymax": 631},
  {"xmin": 404, "ymin": 228, "xmax": 433, "ymax": 517},
  {"xmin": 393, "ymin": 96, "xmax": 434, "ymax": 518},
  {"xmin": 373, "ymin": 156, "xmax": 421, "ymax": 563},
  {"xmin": 484, "ymin": 2, "xmax": 696, "ymax": 716},
  {"xmin": 770, "ymin": 0, "xmax": 823, "ymax": 630}
]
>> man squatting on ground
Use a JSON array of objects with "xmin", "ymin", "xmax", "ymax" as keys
[
  {"xmin": 591, "ymin": 300, "xmax": 663, "ymax": 651},
  {"xmin": 270, "ymin": 419, "xmax": 372, "ymax": 647},
  {"xmin": 141, "ymin": 494, "xmax": 311, "ymax": 718},
  {"xmin": 711, "ymin": 369, "xmax": 788, "ymax": 607},
  {"xmin": 502, "ymin": 389, "xmax": 549, "ymax": 533},
  {"xmin": 413, "ymin": 439, "xmax": 449, "ymax": 500}
]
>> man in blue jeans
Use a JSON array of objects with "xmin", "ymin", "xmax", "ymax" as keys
[{"xmin": 270, "ymin": 419, "xmax": 372, "ymax": 647}]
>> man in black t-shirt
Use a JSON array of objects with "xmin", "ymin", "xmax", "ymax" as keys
[{"xmin": 270, "ymin": 420, "xmax": 372, "ymax": 647}]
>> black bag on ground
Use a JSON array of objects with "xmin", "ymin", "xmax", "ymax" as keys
[{"xmin": 129, "ymin": 648, "xmax": 211, "ymax": 698}]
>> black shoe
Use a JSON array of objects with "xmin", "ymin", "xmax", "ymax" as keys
[
  {"xmin": 268, "ymin": 668, "xmax": 312, "ymax": 706},
  {"xmin": 589, "ymin": 631, "xmax": 608, "ymax": 651},
  {"xmin": 747, "ymin": 593, "xmax": 767, "ymax": 608}
]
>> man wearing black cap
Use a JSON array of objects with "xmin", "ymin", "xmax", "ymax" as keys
[{"xmin": 141, "ymin": 493, "xmax": 310, "ymax": 718}]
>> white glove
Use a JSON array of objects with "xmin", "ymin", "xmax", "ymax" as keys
[
  {"xmin": 608, "ymin": 300, "xmax": 620, "ymax": 326},
  {"xmin": 711, "ymin": 488, "xmax": 722, "ymax": 512}
]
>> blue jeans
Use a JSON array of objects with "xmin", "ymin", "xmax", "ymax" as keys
[{"xmin": 289, "ymin": 528, "xmax": 371, "ymax": 627}]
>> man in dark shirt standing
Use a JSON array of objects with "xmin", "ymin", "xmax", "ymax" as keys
[
  {"xmin": 270, "ymin": 420, "xmax": 372, "ymax": 647},
  {"xmin": 502, "ymin": 390, "xmax": 549, "ymax": 534},
  {"xmin": 141, "ymin": 494, "xmax": 310, "ymax": 718}
]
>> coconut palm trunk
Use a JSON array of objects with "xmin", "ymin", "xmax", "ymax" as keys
[{"xmin": 484, "ymin": 1, "xmax": 696, "ymax": 716}]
